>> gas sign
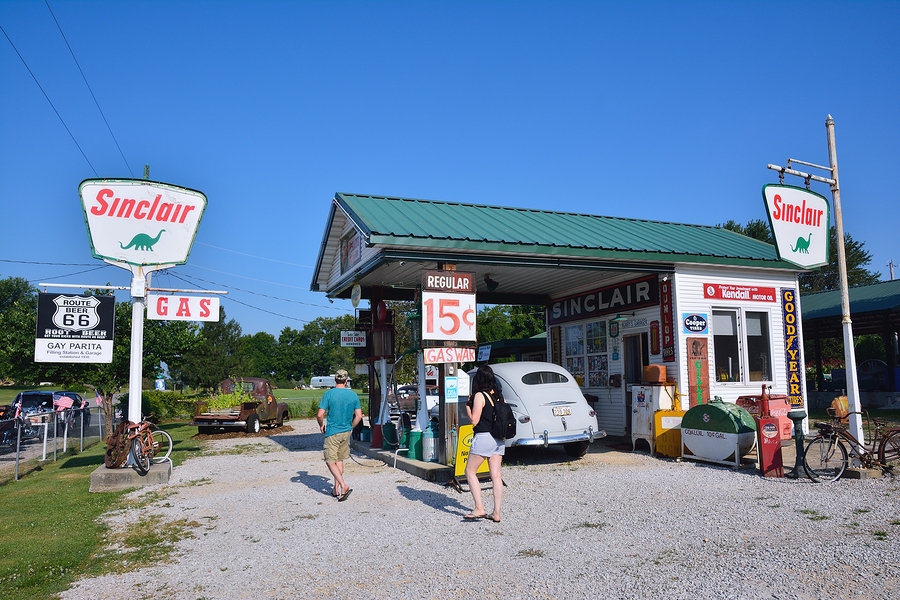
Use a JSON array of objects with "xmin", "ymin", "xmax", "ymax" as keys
[
  {"xmin": 79, "ymin": 179, "xmax": 207, "ymax": 266},
  {"xmin": 763, "ymin": 184, "xmax": 830, "ymax": 269},
  {"xmin": 421, "ymin": 270, "xmax": 476, "ymax": 342},
  {"xmin": 146, "ymin": 295, "xmax": 220, "ymax": 322}
]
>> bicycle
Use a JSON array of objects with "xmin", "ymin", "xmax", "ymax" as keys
[
  {"xmin": 803, "ymin": 405, "xmax": 900, "ymax": 482},
  {"xmin": 104, "ymin": 417, "xmax": 173, "ymax": 473},
  {"xmin": 127, "ymin": 418, "xmax": 174, "ymax": 475}
]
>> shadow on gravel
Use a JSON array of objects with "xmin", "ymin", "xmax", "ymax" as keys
[
  {"xmin": 291, "ymin": 469, "xmax": 334, "ymax": 497},
  {"xmin": 396, "ymin": 484, "xmax": 470, "ymax": 516},
  {"xmin": 266, "ymin": 431, "xmax": 323, "ymax": 452}
]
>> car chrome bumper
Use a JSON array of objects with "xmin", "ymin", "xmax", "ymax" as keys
[
  {"xmin": 510, "ymin": 427, "xmax": 607, "ymax": 448},
  {"xmin": 190, "ymin": 420, "xmax": 247, "ymax": 428}
]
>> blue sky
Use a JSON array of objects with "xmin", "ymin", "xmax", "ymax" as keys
[{"xmin": 2, "ymin": 0, "xmax": 897, "ymax": 337}]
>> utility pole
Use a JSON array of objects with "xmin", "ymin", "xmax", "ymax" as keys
[
  {"xmin": 766, "ymin": 116, "xmax": 864, "ymax": 446},
  {"xmin": 825, "ymin": 115, "xmax": 864, "ymax": 448},
  {"xmin": 888, "ymin": 260, "xmax": 896, "ymax": 281}
]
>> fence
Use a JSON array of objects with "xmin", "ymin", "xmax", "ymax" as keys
[{"xmin": 0, "ymin": 406, "xmax": 107, "ymax": 483}]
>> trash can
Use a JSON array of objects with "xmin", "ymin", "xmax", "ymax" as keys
[{"xmin": 407, "ymin": 430, "xmax": 423, "ymax": 461}]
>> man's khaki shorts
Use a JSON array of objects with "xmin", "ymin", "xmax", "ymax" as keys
[{"xmin": 323, "ymin": 431, "xmax": 351, "ymax": 463}]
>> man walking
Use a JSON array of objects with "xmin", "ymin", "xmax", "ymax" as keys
[{"xmin": 317, "ymin": 369, "xmax": 362, "ymax": 501}]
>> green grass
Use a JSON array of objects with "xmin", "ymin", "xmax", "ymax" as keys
[
  {"xmin": 0, "ymin": 422, "xmax": 203, "ymax": 600},
  {"xmin": 274, "ymin": 387, "xmax": 368, "ymax": 419}
]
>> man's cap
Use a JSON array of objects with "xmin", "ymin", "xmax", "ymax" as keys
[{"xmin": 335, "ymin": 369, "xmax": 349, "ymax": 381}]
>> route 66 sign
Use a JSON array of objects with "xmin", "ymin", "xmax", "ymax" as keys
[
  {"xmin": 35, "ymin": 293, "xmax": 115, "ymax": 363},
  {"xmin": 52, "ymin": 295, "xmax": 101, "ymax": 330}
]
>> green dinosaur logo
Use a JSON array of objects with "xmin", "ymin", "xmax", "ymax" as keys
[
  {"xmin": 119, "ymin": 229, "xmax": 166, "ymax": 251},
  {"xmin": 790, "ymin": 233, "xmax": 811, "ymax": 254}
]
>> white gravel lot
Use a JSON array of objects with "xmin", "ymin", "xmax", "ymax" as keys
[{"xmin": 61, "ymin": 419, "xmax": 900, "ymax": 600}]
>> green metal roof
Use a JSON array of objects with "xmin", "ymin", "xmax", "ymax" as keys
[
  {"xmin": 334, "ymin": 192, "xmax": 795, "ymax": 269},
  {"xmin": 801, "ymin": 279, "xmax": 900, "ymax": 319}
]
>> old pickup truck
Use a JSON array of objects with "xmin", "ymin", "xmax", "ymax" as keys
[{"xmin": 192, "ymin": 377, "xmax": 289, "ymax": 434}]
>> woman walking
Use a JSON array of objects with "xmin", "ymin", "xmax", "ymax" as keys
[{"xmin": 463, "ymin": 365, "xmax": 504, "ymax": 523}]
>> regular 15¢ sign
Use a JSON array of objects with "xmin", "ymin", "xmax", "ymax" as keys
[{"xmin": 421, "ymin": 270, "xmax": 476, "ymax": 342}]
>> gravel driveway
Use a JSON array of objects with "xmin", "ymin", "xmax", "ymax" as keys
[{"xmin": 61, "ymin": 419, "xmax": 900, "ymax": 600}]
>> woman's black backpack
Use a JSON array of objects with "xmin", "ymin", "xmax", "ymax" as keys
[{"xmin": 486, "ymin": 391, "xmax": 516, "ymax": 440}]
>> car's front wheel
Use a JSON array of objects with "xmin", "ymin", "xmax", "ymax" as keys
[{"xmin": 563, "ymin": 441, "xmax": 590, "ymax": 458}]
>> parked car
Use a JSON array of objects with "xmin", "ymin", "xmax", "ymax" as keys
[
  {"xmin": 192, "ymin": 377, "xmax": 289, "ymax": 434},
  {"xmin": 476, "ymin": 362, "xmax": 606, "ymax": 458},
  {"xmin": 12, "ymin": 390, "xmax": 89, "ymax": 432},
  {"xmin": 388, "ymin": 384, "xmax": 439, "ymax": 414}
]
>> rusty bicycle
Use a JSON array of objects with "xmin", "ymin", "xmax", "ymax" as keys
[
  {"xmin": 803, "ymin": 399, "xmax": 900, "ymax": 482},
  {"xmin": 104, "ymin": 417, "xmax": 173, "ymax": 474}
]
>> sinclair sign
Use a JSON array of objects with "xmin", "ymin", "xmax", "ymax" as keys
[
  {"xmin": 79, "ymin": 178, "xmax": 207, "ymax": 266},
  {"xmin": 763, "ymin": 184, "xmax": 830, "ymax": 269}
]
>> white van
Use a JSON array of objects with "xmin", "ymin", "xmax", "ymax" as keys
[{"xmin": 310, "ymin": 375, "xmax": 351, "ymax": 389}]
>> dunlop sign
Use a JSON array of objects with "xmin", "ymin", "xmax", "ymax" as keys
[
  {"xmin": 79, "ymin": 178, "xmax": 207, "ymax": 266},
  {"xmin": 35, "ymin": 293, "xmax": 115, "ymax": 363}
]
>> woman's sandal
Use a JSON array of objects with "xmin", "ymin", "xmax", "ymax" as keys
[
  {"xmin": 463, "ymin": 513, "xmax": 486, "ymax": 520},
  {"xmin": 485, "ymin": 514, "xmax": 501, "ymax": 523},
  {"xmin": 338, "ymin": 488, "xmax": 353, "ymax": 502}
]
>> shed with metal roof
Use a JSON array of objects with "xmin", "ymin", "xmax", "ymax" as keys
[{"xmin": 312, "ymin": 192, "xmax": 808, "ymax": 439}]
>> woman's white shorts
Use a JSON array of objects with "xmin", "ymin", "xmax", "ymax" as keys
[{"xmin": 470, "ymin": 432, "xmax": 505, "ymax": 457}]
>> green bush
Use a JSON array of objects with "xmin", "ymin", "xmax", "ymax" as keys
[{"xmin": 120, "ymin": 390, "xmax": 196, "ymax": 420}]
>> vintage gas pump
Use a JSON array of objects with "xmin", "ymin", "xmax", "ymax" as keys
[{"xmin": 756, "ymin": 386, "xmax": 784, "ymax": 477}]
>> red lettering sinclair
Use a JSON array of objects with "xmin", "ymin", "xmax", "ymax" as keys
[
  {"xmin": 770, "ymin": 193, "xmax": 824, "ymax": 228},
  {"xmin": 90, "ymin": 188, "xmax": 197, "ymax": 224}
]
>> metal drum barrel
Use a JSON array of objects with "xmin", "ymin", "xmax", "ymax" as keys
[{"xmin": 681, "ymin": 399, "xmax": 756, "ymax": 466}]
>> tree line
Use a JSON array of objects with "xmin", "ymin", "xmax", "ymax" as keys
[{"xmin": 0, "ymin": 277, "xmax": 543, "ymax": 398}]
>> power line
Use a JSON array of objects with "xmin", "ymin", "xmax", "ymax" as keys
[
  {"xmin": 166, "ymin": 272, "xmax": 347, "ymax": 325},
  {"xmin": 0, "ymin": 23, "xmax": 98, "ymax": 177},
  {"xmin": 167, "ymin": 271, "xmax": 345, "ymax": 311},
  {"xmin": 196, "ymin": 242, "xmax": 315, "ymax": 268},
  {"xmin": 33, "ymin": 265, "xmax": 111, "ymax": 284},
  {"xmin": 44, "ymin": 0, "xmax": 134, "ymax": 177},
  {"xmin": 0, "ymin": 259, "xmax": 97, "ymax": 267},
  {"xmin": 186, "ymin": 263, "xmax": 314, "ymax": 290}
]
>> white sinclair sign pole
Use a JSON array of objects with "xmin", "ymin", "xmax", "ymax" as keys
[
  {"xmin": 79, "ymin": 178, "xmax": 209, "ymax": 425},
  {"xmin": 766, "ymin": 116, "xmax": 864, "ymax": 446}
]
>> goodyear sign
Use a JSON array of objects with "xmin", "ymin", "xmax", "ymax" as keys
[{"xmin": 782, "ymin": 288, "xmax": 803, "ymax": 408}]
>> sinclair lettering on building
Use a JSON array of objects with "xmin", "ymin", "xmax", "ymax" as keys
[
  {"xmin": 79, "ymin": 179, "xmax": 207, "ymax": 266},
  {"xmin": 762, "ymin": 184, "xmax": 830, "ymax": 269}
]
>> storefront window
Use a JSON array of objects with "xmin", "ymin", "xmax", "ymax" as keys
[
  {"xmin": 746, "ymin": 311, "xmax": 771, "ymax": 381},
  {"xmin": 712, "ymin": 309, "xmax": 773, "ymax": 383},
  {"xmin": 564, "ymin": 324, "xmax": 585, "ymax": 385},
  {"xmin": 586, "ymin": 321, "xmax": 609, "ymax": 387},
  {"xmin": 565, "ymin": 321, "xmax": 609, "ymax": 387}
]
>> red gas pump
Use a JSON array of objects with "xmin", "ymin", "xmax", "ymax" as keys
[{"xmin": 756, "ymin": 386, "xmax": 784, "ymax": 477}]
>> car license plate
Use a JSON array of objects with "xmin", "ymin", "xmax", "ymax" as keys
[{"xmin": 552, "ymin": 406, "xmax": 571, "ymax": 417}]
